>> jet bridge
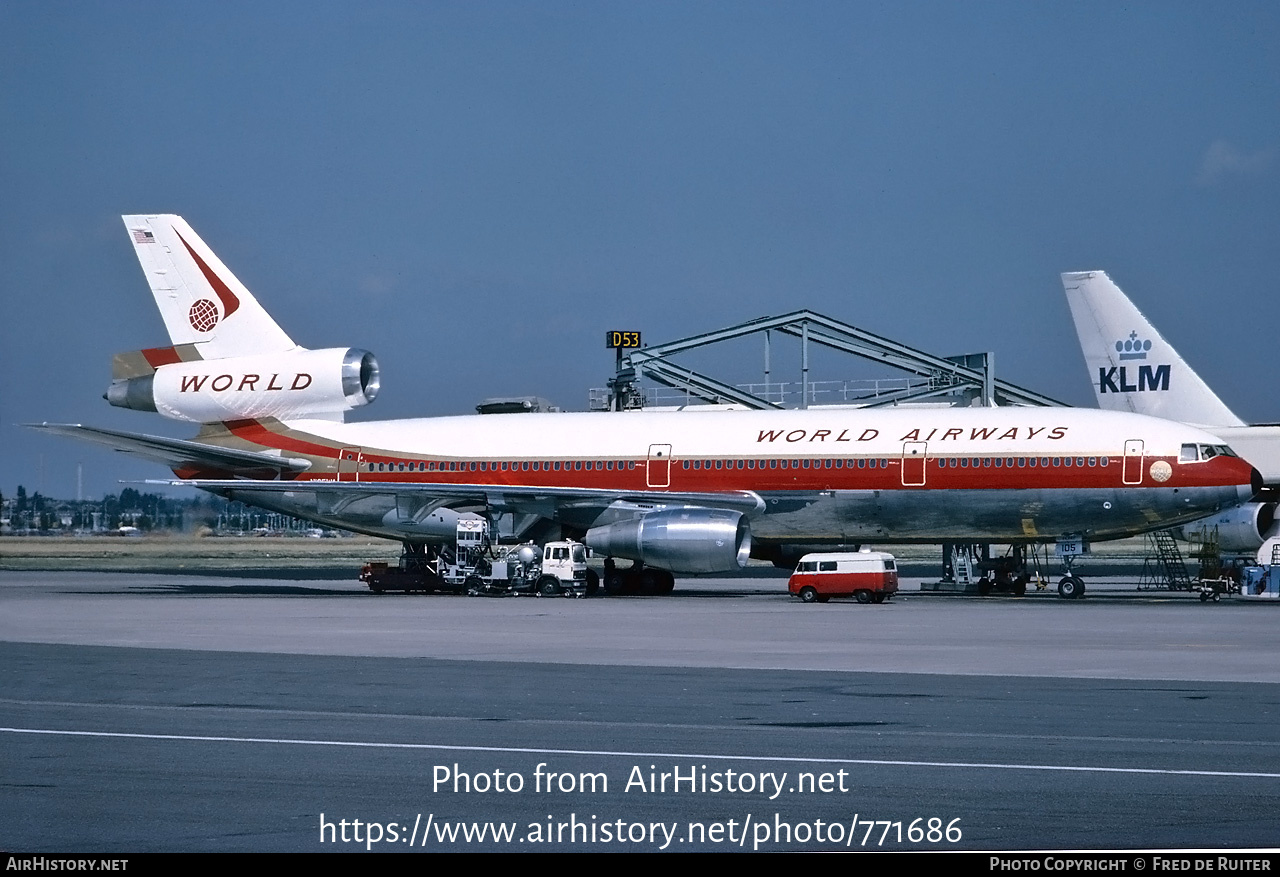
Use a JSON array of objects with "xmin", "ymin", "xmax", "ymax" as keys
[{"xmin": 596, "ymin": 309, "xmax": 1064, "ymax": 411}]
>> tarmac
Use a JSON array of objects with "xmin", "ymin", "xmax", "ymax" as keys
[{"xmin": 2, "ymin": 568, "xmax": 1278, "ymax": 852}]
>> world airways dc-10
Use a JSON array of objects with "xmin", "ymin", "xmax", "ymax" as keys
[{"xmin": 35, "ymin": 215, "xmax": 1260, "ymax": 597}]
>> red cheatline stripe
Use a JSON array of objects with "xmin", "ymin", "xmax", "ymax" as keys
[
  {"xmin": 175, "ymin": 229, "xmax": 241, "ymax": 318},
  {"xmin": 295, "ymin": 457, "xmax": 1225, "ymax": 491},
  {"xmin": 223, "ymin": 419, "xmax": 345, "ymax": 458},
  {"xmin": 141, "ymin": 346, "xmax": 183, "ymax": 368},
  {"xmin": 214, "ymin": 421, "xmax": 1252, "ymax": 493}
]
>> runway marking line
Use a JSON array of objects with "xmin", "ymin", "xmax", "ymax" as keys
[
  {"xmin": 4, "ymin": 726, "xmax": 1279, "ymax": 779},
  {"xmin": 5, "ymin": 697, "xmax": 1273, "ymax": 748}
]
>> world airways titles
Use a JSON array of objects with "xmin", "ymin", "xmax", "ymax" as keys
[
  {"xmin": 755, "ymin": 425, "xmax": 1069, "ymax": 443},
  {"xmin": 178, "ymin": 372, "xmax": 313, "ymax": 392}
]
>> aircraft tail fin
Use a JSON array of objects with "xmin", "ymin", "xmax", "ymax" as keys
[
  {"xmin": 1061, "ymin": 271, "xmax": 1243, "ymax": 428},
  {"xmin": 122, "ymin": 215, "xmax": 296, "ymax": 360}
]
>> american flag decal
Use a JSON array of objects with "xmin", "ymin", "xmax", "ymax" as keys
[{"xmin": 132, "ymin": 229, "xmax": 155, "ymax": 244}]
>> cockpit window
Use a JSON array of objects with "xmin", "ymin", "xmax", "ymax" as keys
[{"xmin": 1181, "ymin": 444, "xmax": 1198, "ymax": 462}]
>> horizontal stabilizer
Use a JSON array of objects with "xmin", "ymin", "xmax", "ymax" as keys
[{"xmin": 30, "ymin": 423, "xmax": 312, "ymax": 476}]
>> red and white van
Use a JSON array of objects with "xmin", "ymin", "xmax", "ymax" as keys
[{"xmin": 789, "ymin": 550, "xmax": 899, "ymax": 604}]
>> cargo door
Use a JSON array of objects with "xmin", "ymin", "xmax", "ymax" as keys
[
  {"xmin": 338, "ymin": 447, "xmax": 363, "ymax": 482},
  {"xmin": 647, "ymin": 444, "xmax": 671, "ymax": 487},
  {"xmin": 1122, "ymin": 439, "xmax": 1144, "ymax": 485},
  {"xmin": 901, "ymin": 441, "xmax": 927, "ymax": 486}
]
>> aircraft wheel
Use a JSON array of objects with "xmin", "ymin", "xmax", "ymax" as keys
[
  {"xmin": 1012, "ymin": 575, "xmax": 1029, "ymax": 596},
  {"xmin": 584, "ymin": 569, "xmax": 600, "ymax": 597},
  {"xmin": 872, "ymin": 593, "xmax": 886, "ymax": 604},
  {"xmin": 638, "ymin": 568, "xmax": 663, "ymax": 595},
  {"xmin": 537, "ymin": 575, "xmax": 561, "ymax": 597},
  {"xmin": 658, "ymin": 570, "xmax": 675, "ymax": 594},
  {"xmin": 1057, "ymin": 575, "xmax": 1084, "ymax": 600},
  {"xmin": 798, "ymin": 586, "xmax": 818, "ymax": 604},
  {"xmin": 977, "ymin": 578, "xmax": 993, "ymax": 596},
  {"xmin": 603, "ymin": 570, "xmax": 627, "ymax": 596},
  {"xmin": 855, "ymin": 590, "xmax": 872, "ymax": 604}
]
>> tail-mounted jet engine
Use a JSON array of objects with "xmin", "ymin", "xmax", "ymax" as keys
[{"xmin": 106, "ymin": 348, "xmax": 380, "ymax": 423}]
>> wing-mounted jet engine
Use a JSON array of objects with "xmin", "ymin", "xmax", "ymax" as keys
[{"xmin": 585, "ymin": 507, "xmax": 752, "ymax": 574}]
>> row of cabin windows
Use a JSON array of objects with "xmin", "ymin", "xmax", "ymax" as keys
[
  {"xmin": 368, "ymin": 460, "xmax": 641, "ymax": 473},
  {"xmin": 939, "ymin": 456, "xmax": 1109, "ymax": 469},
  {"xmin": 364, "ymin": 455, "xmax": 1112, "ymax": 473},
  {"xmin": 684, "ymin": 458, "xmax": 888, "ymax": 470},
  {"xmin": 681, "ymin": 457, "xmax": 1109, "ymax": 470}
]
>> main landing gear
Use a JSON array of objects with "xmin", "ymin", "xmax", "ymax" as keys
[{"xmin": 601, "ymin": 558, "xmax": 676, "ymax": 596}]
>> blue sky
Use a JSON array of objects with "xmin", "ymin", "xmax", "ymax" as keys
[{"xmin": 2, "ymin": 2, "xmax": 1277, "ymax": 499}]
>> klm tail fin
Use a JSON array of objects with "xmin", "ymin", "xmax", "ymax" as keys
[
  {"xmin": 122, "ymin": 215, "xmax": 296, "ymax": 359},
  {"xmin": 1062, "ymin": 271, "xmax": 1243, "ymax": 428}
]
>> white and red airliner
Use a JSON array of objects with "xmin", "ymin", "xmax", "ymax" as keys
[{"xmin": 37, "ymin": 216, "xmax": 1260, "ymax": 595}]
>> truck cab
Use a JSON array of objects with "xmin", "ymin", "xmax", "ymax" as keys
[{"xmin": 538, "ymin": 541, "xmax": 589, "ymax": 595}]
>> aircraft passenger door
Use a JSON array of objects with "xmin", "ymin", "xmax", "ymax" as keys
[
  {"xmin": 338, "ymin": 447, "xmax": 363, "ymax": 482},
  {"xmin": 1122, "ymin": 439, "xmax": 1144, "ymax": 485},
  {"xmin": 647, "ymin": 444, "xmax": 672, "ymax": 488},
  {"xmin": 901, "ymin": 442, "xmax": 927, "ymax": 486}
]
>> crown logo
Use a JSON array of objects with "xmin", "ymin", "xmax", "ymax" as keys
[{"xmin": 1115, "ymin": 330, "xmax": 1150, "ymax": 361}]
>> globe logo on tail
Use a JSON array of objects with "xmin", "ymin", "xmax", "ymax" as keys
[{"xmin": 189, "ymin": 299, "xmax": 219, "ymax": 332}]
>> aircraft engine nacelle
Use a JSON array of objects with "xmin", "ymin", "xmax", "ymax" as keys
[
  {"xmin": 1176, "ymin": 502, "xmax": 1278, "ymax": 554},
  {"xmin": 585, "ymin": 508, "xmax": 752, "ymax": 573},
  {"xmin": 107, "ymin": 348, "xmax": 380, "ymax": 423}
]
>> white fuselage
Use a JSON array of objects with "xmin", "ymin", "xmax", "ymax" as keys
[{"xmin": 199, "ymin": 405, "xmax": 1257, "ymax": 549}]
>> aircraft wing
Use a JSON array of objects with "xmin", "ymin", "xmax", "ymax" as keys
[
  {"xmin": 147, "ymin": 477, "xmax": 767, "ymax": 518},
  {"xmin": 31, "ymin": 423, "xmax": 313, "ymax": 475}
]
